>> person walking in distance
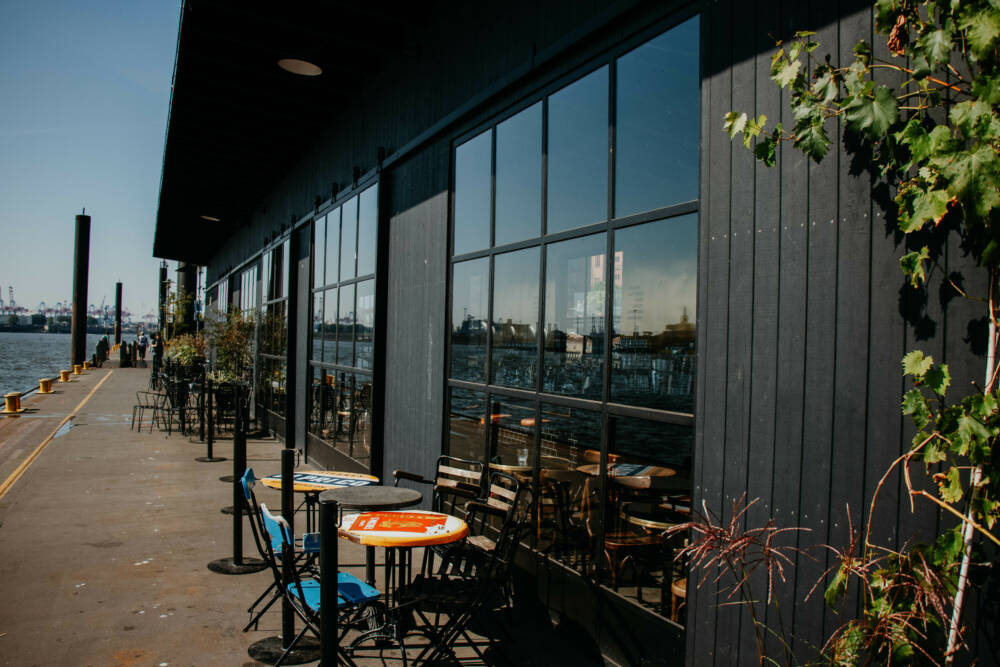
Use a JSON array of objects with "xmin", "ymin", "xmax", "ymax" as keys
[{"xmin": 137, "ymin": 330, "xmax": 149, "ymax": 368}]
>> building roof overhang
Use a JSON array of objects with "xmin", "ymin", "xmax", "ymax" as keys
[{"xmin": 153, "ymin": 0, "xmax": 419, "ymax": 264}]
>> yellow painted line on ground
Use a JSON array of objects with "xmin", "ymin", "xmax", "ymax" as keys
[{"xmin": 0, "ymin": 370, "xmax": 113, "ymax": 501}]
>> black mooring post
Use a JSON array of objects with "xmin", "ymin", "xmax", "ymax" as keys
[
  {"xmin": 206, "ymin": 385, "xmax": 264, "ymax": 575},
  {"xmin": 114, "ymin": 281, "xmax": 123, "ymax": 347},
  {"xmin": 196, "ymin": 378, "xmax": 225, "ymax": 463},
  {"xmin": 199, "ymin": 368, "xmax": 206, "ymax": 442},
  {"xmin": 281, "ymin": 446, "xmax": 296, "ymax": 650},
  {"xmin": 232, "ymin": 392, "xmax": 247, "ymax": 563},
  {"xmin": 319, "ymin": 498, "xmax": 340, "ymax": 666},
  {"xmin": 70, "ymin": 213, "xmax": 91, "ymax": 367}
]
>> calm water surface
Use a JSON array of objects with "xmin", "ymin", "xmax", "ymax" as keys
[{"xmin": 0, "ymin": 332, "xmax": 105, "ymax": 395}]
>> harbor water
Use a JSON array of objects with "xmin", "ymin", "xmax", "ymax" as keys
[{"xmin": 0, "ymin": 332, "xmax": 106, "ymax": 396}]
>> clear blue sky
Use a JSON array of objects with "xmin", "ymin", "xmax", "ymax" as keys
[{"xmin": 0, "ymin": 0, "xmax": 180, "ymax": 319}]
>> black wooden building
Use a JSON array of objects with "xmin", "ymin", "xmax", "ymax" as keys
[{"xmin": 153, "ymin": 0, "xmax": 997, "ymax": 663}]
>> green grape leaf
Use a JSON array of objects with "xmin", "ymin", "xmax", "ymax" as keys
[
  {"xmin": 907, "ymin": 188, "xmax": 952, "ymax": 232},
  {"xmin": 824, "ymin": 564, "xmax": 849, "ymax": 610},
  {"xmin": 897, "ymin": 116, "xmax": 932, "ymax": 163},
  {"xmin": 949, "ymin": 100, "xmax": 1000, "ymax": 140},
  {"xmin": 971, "ymin": 73, "xmax": 1000, "ymax": 104},
  {"xmin": 754, "ymin": 134, "xmax": 778, "ymax": 166},
  {"xmin": 743, "ymin": 114, "xmax": 768, "ymax": 148},
  {"xmin": 938, "ymin": 466, "xmax": 965, "ymax": 503},
  {"xmin": 812, "ymin": 71, "xmax": 839, "ymax": 105},
  {"xmin": 899, "ymin": 246, "xmax": 930, "ymax": 286},
  {"xmin": 923, "ymin": 438, "xmax": 947, "ymax": 464},
  {"xmin": 772, "ymin": 57, "xmax": 802, "ymax": 88},
  {"xmin": 903, "ymin": 389, "xmax": 932, "ymax": 429},
  {"xmin": 793, "ymin": 120, "xmax": 831, "ymax": 161},
  {"xmin": 843, "ymin": 85, "xmax": 898, "ymax": 139},
  {"xmin": 902, "ymin": 349, "xmax": 933, "ymax": 378},
  {"xmin": 915, "ymin": 28, "xmax": 953, "ymax": 67},
  {"xmin": 933, "ymin": 525, "xmax": 965, "ymax": 566},
  {"xmin": 724, "ymin": 111, "xmax": 747, "ymax": 139},
  {"xmin": 853, "ymin": 39, "xmax": 873, "ymax": 62},
  {"xmin": 960, "ymin": 7, "xmax": 1000, "ymax": 59},
  {"xmin": 924, "ymin": 363, "xmax": 950, "ymax": 397}
]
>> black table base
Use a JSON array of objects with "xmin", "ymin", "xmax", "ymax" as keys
[
  {"xmin": 248, "ymin": 635, "xmax": 320, "ymax": 665},
  {"xmin": 207, "ymin": 556, "xmax": 266, "ymax": 575}
]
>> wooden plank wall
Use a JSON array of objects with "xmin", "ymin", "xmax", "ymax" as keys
[{"xmin": 690, "ymin": 1, "xmax": 991, "ymax": 665}]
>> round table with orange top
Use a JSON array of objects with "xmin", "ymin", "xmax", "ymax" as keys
[{"xmin": 336, "ymin": 509, "xmax": 468, "ymax": 606}]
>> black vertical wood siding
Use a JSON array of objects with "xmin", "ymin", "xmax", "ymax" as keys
[{"xmin": 695, "ymin": 2, "xmax": 991, "ymax": 665}]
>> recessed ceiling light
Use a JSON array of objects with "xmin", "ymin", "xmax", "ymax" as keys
[
  {"xmin": 200, "ymin": 214, "xmax": 221, "ymax": 222},
  {"xmin": 277, "ymin": 58, "xmax": 322, "ymax": 76}
]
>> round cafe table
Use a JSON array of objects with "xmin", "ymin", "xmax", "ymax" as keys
[
  {"xmin": 261, "ymin": 470, "xmax": 379, "ymax": 531},
  {"xmin": 576, "ymin": 462, "xmax": 676, "ymax": 478},
  {"xmin": 320, "ymin": 485, "xmax": 424, "ymax": 589},
  {"xmin": 337, "ymin": 509, "xmax": 468, "ymax": 608}
]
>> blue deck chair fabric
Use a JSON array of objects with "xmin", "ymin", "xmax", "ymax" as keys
[{"xmin": 259, "ymin": 504, "xmax": 401, "ymax": 667}]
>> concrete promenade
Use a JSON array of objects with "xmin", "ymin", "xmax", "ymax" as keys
[{"xmin": 0, "ymin": 361, "xmax": 604, "ymax": 666}]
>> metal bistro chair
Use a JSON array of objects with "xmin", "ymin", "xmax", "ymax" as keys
[
  {"xmin": 241, "ymin": 469, "xmax": 321, "ymax": 632},
  {"xmin": 398, "ymin": 474, "xmax": 531, "ymax": 665},
  {"xmin": 260, "ymin": 504, "xmax": 397, "ymax": 667},
  {"xmin": 394, "ymin": 455, "xmax": 484, "ymax": 574},
  {"xmin": 161, "ymin": 379, "xmax": 194, "ymax": 435},
  {"xmin": 131, "ymin": 389, "xmax": 165, "ymax": 433}
]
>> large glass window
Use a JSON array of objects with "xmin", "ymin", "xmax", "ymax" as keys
[
  {"xmin": 490, "ymin": 248, "xmax": 539, "ymax": 389},
  {"xmin": 547, "ymin": 67, "xmax": 609, "ymax": 233},
  {"xmin": 450, "ymin": 258, "xmax": 489, "ymax": 383},
  {"xmin": 495, "ymin": 102, "xmax": 542, "ymax": 245},
  {"xmin": 615, "ymin": 17, "xmax": 699, "ymax": 217},
  {"xmin": 259, "ymin": 242, "xmax": 289, "ymax": 418},
  {"xmin": 453, "ymin": 131, "xmax": 491, "ymax": 255},
  {"xmin": 448, "ymin": 17, "xmax": 699, "ymax": 623},
  {"xmin": 309, "ymin": 182, "xmax": 379, "ymax": 469}
]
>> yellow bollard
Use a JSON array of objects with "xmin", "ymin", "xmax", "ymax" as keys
[
  {"xmin": 39, "ymin": 378, "xmax": 53, "ymax": 394},
  {"xmin": 73, "ymin": 364, "xmax": 82, "ymax": 375},
  {"xmin": 60, "ymin": 370, "xmax": 71, "ymax": 383},
  {"xmin": 3, "ymin": 392, "xmax": 23, "ymax": 414},
  {"xmin": 82, "ymin": 360, "xmax": 90, "ymax": 370}
]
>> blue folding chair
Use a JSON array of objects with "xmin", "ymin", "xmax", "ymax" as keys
[
  {"xmin": 241, "ymin": 469, "xmax": 320, "ymax": 632},
  {"xmin": 260, "ymin": 504, "xmax": 400, "ymax": 666}
]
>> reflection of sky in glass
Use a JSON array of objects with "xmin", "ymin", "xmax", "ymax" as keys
[
  {"xmin": 613, "ymin": 214, "xmax": 697, "ymax": 334},
  {"xmin": 451, "ymin": 258, "xmax": 489, "ymax": 382},
  {"xmin": 547, "ymin": 67, "xmax": 608, "ymax": 233},
  {"xmin": 356, "ymin": 279, "xmax": 374, "ymax": 370},
  {"xmin": 358, "ymin": 184, "xmax": 377, "ymax": 277},
  {"xmin": 323, "ymin": 207, "xmax": 340, "ymax": 287},
  {"xmin": 314, "ymin": 216, "xmax": 326, "ymax": 287},
  {"xmin": 492, "ymin": 248, "xmax": 539, "ymax": 328},
  {"xmin": 615, "ymin": 16, "xmax": 699, "ymax": 217},
  {"xmin": 338, "ymin": 282, "xmax": 354, "ymax": 365},
  {"xmin": 454, "ymin": 131, "xmax": 491, "ymax": 255},
  {"xmin": 341, "ymin": 196, "xmax": 358, "ymax": 281},
  {"xmin": 495, "ymin": 102, "xmax": 542, "ymax": 245}
]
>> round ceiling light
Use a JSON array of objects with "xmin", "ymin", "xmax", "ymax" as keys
[
  {"xmin": 277, "ymin": 58, "xmax": 322, "ymax": 76},
  {"xmin": 200, "ymin": 214, "xmax": 221, "ymax": 222}
]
